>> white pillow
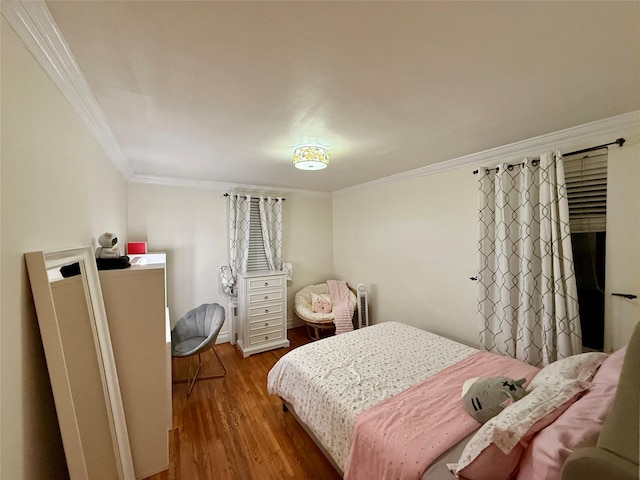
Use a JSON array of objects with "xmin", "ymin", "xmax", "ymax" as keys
[
  {"xmin": 448, "ymin": 379, "xmax": 590, "ymax": 479},
  {"xmin": 527, "ymin": 352, "xmax": 608, "ymax": 391}
]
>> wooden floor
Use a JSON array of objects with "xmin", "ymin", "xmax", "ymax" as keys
[{"xmin": 145, "ymin": 327, "xmax": 341, "ymax": 480}]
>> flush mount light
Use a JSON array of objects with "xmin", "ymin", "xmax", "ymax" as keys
[{"xmin": 292, "ymin": 145, "xmax": 329, "ymax": 170}]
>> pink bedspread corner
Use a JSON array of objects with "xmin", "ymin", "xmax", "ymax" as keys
[{"xmin": 343, "ymin": 351, "xmax": 540, "ymax": 480}]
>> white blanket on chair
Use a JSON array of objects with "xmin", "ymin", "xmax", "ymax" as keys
[{"xmin": 327, "ymin": 280, "xmax": 355, "ymax": 335}]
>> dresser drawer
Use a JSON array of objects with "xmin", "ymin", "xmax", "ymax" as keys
[
  {"xmin": 248, "ymin": 328, "xmax": 284, "ymax": 346},
  {"xmin": 248, "ymin": 289, "xmax": 283, "ymax": 305},
  {"xmin": 237, "ymin": 272, "xmax": 289, "ymax": 357},
  {"xmin": 248, "ymin": 316, "xmax": 283, "ymax": 333},
  {"xmin": 248, "ymin": 302, "xmax": 283, "ymax": 319},
  {"xmin": 247, "ymin": 275, "xmax": 284, "ymax": 291}
]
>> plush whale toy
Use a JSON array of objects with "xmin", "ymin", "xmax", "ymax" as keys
[{"xmin": 462, "ymin": 376, "xmax": 528, "ymax": 424}]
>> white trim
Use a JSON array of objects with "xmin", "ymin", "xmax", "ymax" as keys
[
  {"xmin": 1, "ymin": 0, "xmax": 134, "ymax": 179},
  {"xmin": 287, "ymin": 317, "xmax": 305, "ymax": 329},
  {"xmin": 4, "ymin": 0, "xmax": 637, "ymax": 197},
  {"xmin": 216, "ymin": 331, "xmax": 230, "ymax": 344},
  {"xmin": 131, "ymin": 109, "xmax": 638, "ymax": 198},
  {"xmin": 129, "ymin": 175, "xmax": 332, "ymax": 199},
  {"xmin": 333, "ymin": 111, "xmax": 640, "ymax": 197}
]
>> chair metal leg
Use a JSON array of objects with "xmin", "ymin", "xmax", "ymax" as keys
[
  {"xmin": 175, "ymin": 346, "xmax": 226, "ymax": 397},
  {"xmin": 197, "ymin": 346, "xmax": 227, "ymax": 380},
  {"xmin": 186, "ymin": 353, "xmax": 202, "ymax": 397}
]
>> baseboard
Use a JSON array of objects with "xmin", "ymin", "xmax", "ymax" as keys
[
  {"xmin": 216, "ymin": 331, "xmax": 230, "ymax": 344},
  {"xmin": 287, "ymin": 317, "xmax": 305, "ymax": 329}
]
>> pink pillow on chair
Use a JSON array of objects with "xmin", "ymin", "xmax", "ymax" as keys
[{"xmin": 311, "ymin": 292, "xmax": 332, "ymax": 313}]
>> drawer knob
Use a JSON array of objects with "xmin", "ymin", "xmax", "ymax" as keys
[
  {"xmin": 264, "ymin": 322, "xmax": 269, "ymax": 327},
  {"xmin": 264, "ymin": 295, "xmax": 269, "ymax": 300},
  {"xmin": 265, "ymin": 309, "xmax": 269, "ymax": 313},
  {"xmin": 265, "ymin": 336, "xmax": 269, "ymax": 341},
  {"xmin": 264, "ymin": 282, "xmax": 269, "ymax": 287}
]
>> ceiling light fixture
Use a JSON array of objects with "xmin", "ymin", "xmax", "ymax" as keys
[{"xmin": 292, "ymin": 145, "xmax": 329, "ymax": 170}]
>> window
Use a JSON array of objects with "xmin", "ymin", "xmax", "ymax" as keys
[
  {"xmin": 247, "ymin": 198, "xmax": 269, "ymax": 271},
  {"xmin": 564, "ymin": 150, "xmax": 608, "ymax": 351},
  {"xmin": 565, "ymin": 151, "xmax": 607, "ymax": 233},
  {"xmin": 227, "ymin": 194, "xmax": 282, "ymax": 281}
]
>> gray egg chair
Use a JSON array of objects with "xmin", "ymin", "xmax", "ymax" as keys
[{"xmin": 171, "ymin": 303, "xmax": 226, "ymax": 396}]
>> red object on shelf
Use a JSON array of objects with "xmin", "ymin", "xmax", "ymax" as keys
[{"xmin": 126, "ymin": 242, "xmax": 147, "ymax": 255}]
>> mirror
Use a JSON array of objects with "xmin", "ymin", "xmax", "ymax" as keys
[{"xmin": 25, "ymin": 247, "xmax": 134, "ymax": 480}]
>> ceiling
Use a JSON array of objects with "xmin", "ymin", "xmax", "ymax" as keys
[{"xmin": 42, "ymin": 1, "xmax": 640, "ymax": 193}]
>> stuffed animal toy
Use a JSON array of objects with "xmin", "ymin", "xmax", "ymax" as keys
[
  {"xmin": 95, "ymin": 232, "xmax": 121, "ymax": 259},
  {"xmin": 461, "ymin": 376, "xmax": 528, "ymax": 424},
  {"xmin": 94, "ymin": 232, "xmax": 130, "ymax": 270},
  {"xmin": 311, "ymin": 292, "xmax": 333, "ymax": 313}
]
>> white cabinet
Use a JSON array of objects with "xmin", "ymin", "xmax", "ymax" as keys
[
  {"xmin": 237, "ymin": 271, "xmax": 289, "ymax": 357},
  {"xmin": 99, "ymin": 254, "xmax": 171, "ymax": 479}
]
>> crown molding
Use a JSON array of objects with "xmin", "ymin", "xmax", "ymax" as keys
[
  {"xmin": 129, "ymin": 175, "xmax": 333, "ymax": 199},
  {"xmin": 333, "ymin": 110, "xmax": 640, "ymax": 197},
  {"xmin": 4, "ymin": 0, "xmax": 637, "ymax": 198},
  {"xmin": 1, "ymin": 0, "xmax": 134, "ymax": 179},
  {"xmin": 116, "ymin": 111, "xmax": 640, "ymax": 200}
]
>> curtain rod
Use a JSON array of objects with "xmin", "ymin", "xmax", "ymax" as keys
[
  {"xmin": 472, "ymin": 137, "xmax": 626, "ymax": 174},
  {"xmin": 563, "ymin": 137, "xmax": 625, "ymax": 157},
  {"xmin": 223, "ymin": 193, "xmax": 286, "ymax": 201}
]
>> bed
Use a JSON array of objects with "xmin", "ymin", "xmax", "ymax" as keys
[{"xmin": 267, "ymin": 321, "xmax": 639, "ymax": 480}]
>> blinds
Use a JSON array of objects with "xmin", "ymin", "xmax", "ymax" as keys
[
  {"xmin": 564, "ymin": 151, "xmax": 607, "ymax": 233},
  {"xmin": 247, "ymin": 198, "xmax": 269, "ymax": 271}
]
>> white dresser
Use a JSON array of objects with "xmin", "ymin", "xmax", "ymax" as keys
[
  {"xmin": 237, "ymin": 271, "xmax": 289, "ymax": 357},
  {"xmin": 99, "ymin": 253, "xmax": 172, "ymax": 479}
]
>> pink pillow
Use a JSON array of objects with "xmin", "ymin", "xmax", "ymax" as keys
[
  {"xmin": 311, "ymin": 292, "xmax": 332, "ymax": 313},
  {"xmin": 449, "ymin": 380, "xmax": 589, "ymax": 480},
  {"xmin": 451, "ymin": 410, "xmax": 565, "ymax": 480},
  {"xmin": 515, "ymin": 348, "xmax": 626, "ymax": 480}
]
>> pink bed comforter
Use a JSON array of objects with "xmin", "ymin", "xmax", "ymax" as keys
[{"xmin": 343, "ymin": 350, "xmax": 540, "ymax": 480}]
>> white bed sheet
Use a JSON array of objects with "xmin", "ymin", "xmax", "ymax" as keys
[{"xmin": 267, "ymin": 322, "xmax": 478, "ymax": 471}]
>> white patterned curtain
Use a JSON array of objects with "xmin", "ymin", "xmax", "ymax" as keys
[
  {"xmin": 258, "ymin": 196, "xmax": 283, "ymax": 270},
  {"xmin": 478, "ymin": 151, "xmax": 582, "ymax": 367},
  {"xmin": 223, "ymin": 194, "xmax": 251, "ymax": 296}
]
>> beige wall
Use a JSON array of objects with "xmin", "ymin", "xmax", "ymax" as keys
[
  {"xmin": 126, "ymin": 183, "xmax": 228, "ymax": 329},
  {"xmin": 127, "ymin": 183, "xmax": 334, "ymax": 333},
  {"xmin": 604, "ymin": 142, "xmax": 640, "ymax": 350},
  {"xmin": 333, "ymin": 141, "xmax": 640, "ymax": 349},
  {"xmin": 332, "ymin": 168, "xmax": 480, "ymax": 346},
  {"xmin": 281, "ymin": 194, "xmax": 335, "ymax": 318},
  {"xmin": 1, "ymin": 19, "xmax": 128, "ymax": 480},
  {"xmin": 3, "ymin": 10, "xmax": 637, "ymax": 479}
]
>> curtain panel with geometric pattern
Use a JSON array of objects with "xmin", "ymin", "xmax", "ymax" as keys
[
  {"xmin": 477, "ymin": 151, "xmax": 582, "ymax": 367},
  {"xmin": 258, "ymin": 196, "xmax": 283, "ymax": 271},
  {"xmin": 222, "ymin": 194, "xmax": 251, "ymax": 296},
  {"xmin": 221, "ymin": 194, "xmax": 284, "ymax": 296}
]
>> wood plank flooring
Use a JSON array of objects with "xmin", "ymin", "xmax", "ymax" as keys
[{"xmin": 145, "ymin": 327, "xmax": 341, "ymax": 480}]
